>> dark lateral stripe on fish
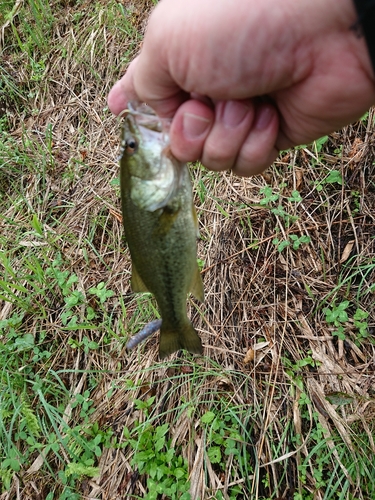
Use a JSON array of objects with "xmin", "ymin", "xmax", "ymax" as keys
[{"xmin": 126, "ymin": 319, "xmax": 163, "ymax": 349}]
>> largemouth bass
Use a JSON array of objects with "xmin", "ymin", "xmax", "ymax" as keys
[{"xmin": 119, "ymin": 104, "xmax": 204, "ymax": 359}]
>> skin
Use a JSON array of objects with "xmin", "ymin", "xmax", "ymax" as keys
[{"xmin": 108, "ymin": 0, "xmax": 375, "ymax": 176}]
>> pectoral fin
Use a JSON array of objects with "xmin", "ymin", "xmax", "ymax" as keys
[
  {"xmin": 131, "ymin": 263, "xmax": 149, "ymax": 292},
  {"xmin": 190, "ymin": 263, "xmax": 204, "ymax": 302},
  {"xmin": 156, "ymin": 207, "xmax": 180, "ymax": 236}
]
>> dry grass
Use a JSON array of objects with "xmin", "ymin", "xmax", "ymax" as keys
[{"xmin": 1, "ymin": 1, "xmax": 375, "ymax": 499}]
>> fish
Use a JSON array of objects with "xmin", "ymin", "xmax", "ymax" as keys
[{"xmin": 119, "ymin": 103, "xmax": 204, "ymax": 359}]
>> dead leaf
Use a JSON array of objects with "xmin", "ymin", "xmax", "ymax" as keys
[
  {"xmin": 295, "ymin": 168, "xmax": 304, "ymax": 191},
  {"xmin": 19, "ymin": 240, "xmax": 49, "ymax": 247},
  {"xmin": 26, "ymin": 453, "xmax": 45, "ymax": 474},
  {"xmin": 243, "ymin": 348, "xmax": 255, "ymax": 364},
  {"xmin": 260, "ymin": 171, "xmax": 272, "ymax": 183},
  {"xmin": 348, "ymin": 137, "xmax": 364, "ymax": 163},
  {"xmin": 243, "ymin": 343, "xmax": 270, "ymax": 364},
  {"xmin": 340, "ymin": 240, "xmax": 354, "ymax": 263},
  {"xmin": 181, "ymin": 365, "xmax": 193, "ymax": 374}
]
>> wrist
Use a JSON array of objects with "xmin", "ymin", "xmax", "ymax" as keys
[
  {"xmin": 352, "ymin": 0, "xmax": 375, "ymax": 75},
  {"xmin": 334, "ymin": 0, "xmax": 375, "ymax": 80},
  {"xmin": 297, "ymin": 0, "xmax": 375, "ymax": 83}
]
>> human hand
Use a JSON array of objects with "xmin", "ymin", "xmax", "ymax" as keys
[{"xmin": 108, "ymin": 0, "xmax": 375, "ymax": 176}]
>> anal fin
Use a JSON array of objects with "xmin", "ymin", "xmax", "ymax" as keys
[
  {"xmin": 131, "ymin": 262, "xmax": 149, "ymax": 293},
  {"xmin": 189, "ymin": 263, "xmax": 204, "ymax": 302}
]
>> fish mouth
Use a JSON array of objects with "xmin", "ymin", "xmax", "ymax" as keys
[
  {"xmin": 127, "ymin": 101, "xmax": 172, "ymax": 137},
  {"xmin": 118, "ymin": 102, "xmax": 169, "ymax": 165}
]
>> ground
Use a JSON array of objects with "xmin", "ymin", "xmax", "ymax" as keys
[{"xmin": 0, "ymin": 1, "xmax": 375, "ymax": 499}]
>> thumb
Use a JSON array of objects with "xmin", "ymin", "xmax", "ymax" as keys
[
  {"xmin": 107, "ymin": 57, "xmax": 140, "ymax": 115},
  {"xmin": 107, "ymin": 53, "xmax": 187, "ymax": 118}
]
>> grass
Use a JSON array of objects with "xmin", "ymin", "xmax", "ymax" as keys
[{"xmin": 1, "ymin": 0, "xmax": 375, "ymax": 499}]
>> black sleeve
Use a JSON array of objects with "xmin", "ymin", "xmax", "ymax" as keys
[{"xmin": 353, "ymin": 0, "xmax": 375, "ymax": 73}]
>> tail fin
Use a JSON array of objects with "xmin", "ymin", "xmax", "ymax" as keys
[{"xmin": 159, "ymin": 321, "xmax": 202, "ymax": 359}]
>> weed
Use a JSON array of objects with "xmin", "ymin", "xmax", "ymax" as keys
[
  {"xmin": 353, "ymin": 308, "xmax": 370, "ymax": 341},
  {"xmin": 126, "ymin": 398, "xmax": 191, "ymax": 500},
  {"xmin": 89, "ymin": 282, "xmax": 114, "ymax": 304},
  {"xmin": 200, "ymin": 409, "xmax": 246, "ymax": 499},
  {"xmin": 259, "ymin": 186, "xmax": 280, "ymax": 205},
  {"xmin": 272, "ymin": 234, "xmax": 311, "ymax": 252},
  {"xmin": 314, "ymin": 170, "xmax": 343, "ymax": 192},
  {"xmin": 323, "ymin": 300, "xmax": 350, "ymax": 340},
  {"xmin": 287, "ymin": 190, "xmax": 303, "ymax": 203},
  {"xmin": 259, "ymin": 184, "xmax": 310, "ymax": 252},
  {"xmin": 323, "ymin": 300, "xmax": 371, "ymax": 344}
]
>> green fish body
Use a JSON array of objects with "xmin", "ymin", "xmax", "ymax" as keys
[{"xmin": 120, "ymin": 106, "xmax": 204, "ymax": 359}]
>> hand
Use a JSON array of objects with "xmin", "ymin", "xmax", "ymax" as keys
[{"xmin": 108, "ymin": 0, "xmax": 375, "ymax": 176}]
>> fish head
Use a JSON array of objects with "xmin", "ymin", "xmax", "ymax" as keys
[
  {"xmin": 120, "ymin": 110, "xmax": 165, "ymax": 179},
  {"xmin": 120, "ymin": 105, "xmax": 182, "ymax": 212}
]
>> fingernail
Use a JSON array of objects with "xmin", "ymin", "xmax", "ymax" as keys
[
  {"xmin": 183, "ymin": 113, "xmax": 211, "ymax": 140},
  {"xmin": 222, "ymin": 100, "xmax": 250, "ymax": 128},
  {"xmin": 255, "ymin": 105, "xmax": 274, "ymax": 130}
]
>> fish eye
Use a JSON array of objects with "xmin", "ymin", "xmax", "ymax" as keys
[{"xmin": 125, "ymin": 137, "xmax": 138, "ymax": 155}]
